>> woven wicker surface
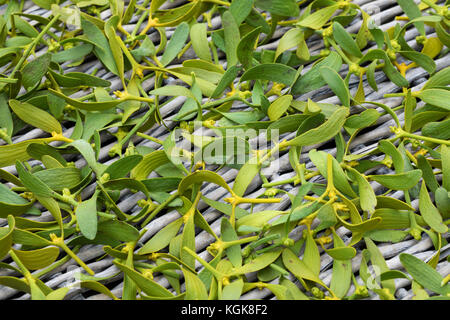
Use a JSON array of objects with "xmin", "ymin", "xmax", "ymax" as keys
[{"xmin": 0, "ymin": 0, "xmax": 449, "ymax": 300}]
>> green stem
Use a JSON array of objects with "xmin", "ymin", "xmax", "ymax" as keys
[
  {"xmin": 262, "ymin": 176, "xmax": 297, "ymax": 188},
  {"xmin": 57, "ymin": 241, "xmax": 95, "ymax": 276},
  {"xmin": 420, "ymin": 0, "xmax": 441, "ymax": 11},
  {"xmin": 384, "ymin": 93, "xmax": 406, "ymax": 98},
  {"xmin": 223, "ymin": 235, "xmax": 259, "ymax": 248},
  {"xmin": 9, "ymin": 14, "xmax": 61, "ymax": 79},
  {"xmin": 141, "ymin": 191, "xmax": 180, "ymax": 227},
  {"xmin": 248, "ymin": 234, "xmax": 280, "ymax": 250},
  {"xmin": 399, "ymin": 131, "xmax": 450, "ymax": 146},
  {"xmin": 136, "ymin": 132, "xmax": 164, "ymax": 145}
]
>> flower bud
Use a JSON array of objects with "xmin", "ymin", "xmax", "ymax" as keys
[
  {"xmin": 311, "ymin": 287, "xmax": 325, "ymax": 299},
  {"xmin": 320, "ymin": 49, "xmax": 331, "ymax": 57},
  {"xmin": 415, "ymin": 35, "xmax": 427, "ymax": 45}
]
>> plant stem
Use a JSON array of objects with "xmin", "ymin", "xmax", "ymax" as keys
[{"xmin": 9, "ymin": 14, "xmax": 61, "ymax": 80}]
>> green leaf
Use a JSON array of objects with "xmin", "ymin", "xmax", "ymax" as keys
[
  {"xmin": 45, "ymin": 287, "xmax": 70, "ymax": 300},
  {"xmin": 150, "ymin": 85, "xmax": 197, "ymax": 101},
  {"xmin": 326, "ymin": 247, "xmax": 356, "ymax": 260},
  {"xmin": 182, "ymin": 267, "xmax": 208, "ymax": 300},
  {"xmin": 268, "ymin": 94, "xmax": 293, "ymax": 121},
  {"xmin": 254, "ymin": 0, "xmax": 299, "ymax": 17},
  {"xmin": 80, "ymin": 16, "xmax": 118, "ymax": 75},
  {"xmin": 113, "ymin": 260, "xmax": 174, "ymax": 297},
  {"xmin": 422, "ymin": 119, "xmax": 450, "ymax": 140},
  {"xmin": 442, "ymin": 145, "xmax": 450, "ymax": 191},
  {"xmin": 16, "ymin": 161, "xmax": 54, "ymax": 198},
  {"xmin": 371, "ymin": 208, "xmax": 413, "ymax": 230},
  {"xmin": 48, "ymin": 88, "xmax": 124, "ymax": 111},
  {"xmin": 12, "ymin": 228, "xmax": 53, "ymax": 248},
  {"xmin": 365, "ymin": 229, "xmax": 409, "ymax": 243},
  {"xmin": 51, "ymin": 43, "xmax": 93, "ymax": 64},
  {"xmin": 332, "ymin": 22, "xmax": 362, "ymax": 57},
  {"xmin": 304, "ymin": 230, "xmax": 320, "ymax": 276},
  {"xmin": 329, "ymin": 230, "xmax": 352, "ymax": 298},
  {"xmin": 287, "ymin": 107, "xmax": 349, "ymax": 147},
  {"xmin": 364, "ymin": 238, "xmax": 395, "ymax": 294},
  {"xmin": 131, "ymin": 150, "xmax": 172, "ymax": 180},
  {"xmin": 0, "ymin": 93, "xmax": 13, "ymax": 138},
  {"xmin": 221, "ymin": 278, "xmax": 244, "ymax": 300},
  {"xmin": 419, "ymin": 181, "xmax": 448, "ymax": 234},
  {"xmin": 297, "ymin": 4, "xmax": 338, "ymax": 29},
  {"xmin": 222, "ymin": 10, "xmax": 240, "ymax": 67},
  {"xmin": 97, "ymin": 220, "xmax": 140, "ymax": 243},
  {"xmin": 201, "ymin": 196, "xmax": 249, "ymax": 219},
  {"xmin": 0, "ymin": 183, "xmax": 33, "ymax": 218},
  {"xmin": 21, "ymin": 52, "xmax": 51, "ymax": 89},
  {"xmin": 139, "ymin": 218, "xmax": 183, "ymax": 254},
  {"xmin": 399, "ymin": 51, "xmax": 436, "ymax": 74},
  {"xmin": 335, "ymin": 215, "xmax": 381, "ymax": 234},
  {"xmin": 309, "ymin": 150, "xmax": 357, "ymax": 198},
  {"xmin": 232, "ymin": 249, "xmax": 281, "ymax": 275},
  {"xmin": 232, "ymin": 159, "xmax": 260, "ymax": 197},
  {"xmin": 291, "ymin": 51, "xmax": 342, "ymax": 95},
  {"xmin": 399, "ymin": 253, "xmax": 449, "ymax": 296},
  {"xmin": 35, "ymin": 196, "xmax": 63, "ymax": 232},
  {"xmin": 0, "ymin": 276, "xmax": 30, "ymax": 294},
  {"xmin": 11, "ymin": 247, "xmax": 59, "ymax": 270},
  {"xmin": 423, "ymin": 67, "xmax": 450, "ymax": 90},
  {"xmin": 281, "ymin": 248, "xmax": 325, "ymax": 286},
  {"xmin": 275, "ymin": 28, "xmax": 303, "ymax": 61},
  {"xmin": 178, "ymin": 170, "xmax": 232, "ymax": 195},
  {"xmin": 316, "ymin": 203, "xmax": 337, "ymax": 231},
  {"xmin": 190, "ymin": 23, "xmax": 211, "ymax": 62},
  {"xmin": 160, "ymin": 22, "xmax": 189, "ymax": 66},
  {"xmin": 435, "ymin": 187, "xmax": 450, "ymax": 220},
  {"xmin": 68, "ymin": 139, "xmax": 104, "ymax": 176},
  {"xmin": 229, "ymin": 0, "xmax": 253, "ymax": 25},
  {"xmin": 237, "ymin": 27, "xmax": 261, "ymax": 70},
  {"xmin": 0, "ymin": 215, "xmax": 15, "ymax": 259},
  {"xmin": 358, "ymin": 49, "xmax": 409, "ymax": 87},
  {"xmin": 416, "ymin": 155, "xmax": 439, "ymax": 193},
  {"xmin": 104, "ymin": 155, "xmax": 143, "ymax": 180},
  {"xmin": 319, "ymin": 66, "xmax": 350, "ymax": 107},
  {"xmin": 344, "ymin": 109, "xmax": 380, "ymax": 136},
  {"xmin": 9, "ymin": 99, "xmax": 62, "ymax": 134},
  {"xmin": 221, "ymin": 218, "xmax": 242, "ymax": 267},
  {"xmin": 75, "ymin": 191, "xmax": 98, "ymax": 240},
  {"xmin": 396, "ymin": 0, "xmax": 424, "ymax": 35},
  {"xmin": 33, "ymin": 167, "xmax": 82, "ymax": 191},
  {"xmin": 240, "ymin": 63, "xmax": 297, "ymax": 86},
  {"xmin": 347, "ymin": 167, "xmax": 377, "ymax": 214},
  {"xmin": 49, "ymin": 69, "xmax": 112, "ymax": 88},
  {"xmin": 236, "ymin": 210, "xmax": 283, "ymax": 233},
  {"xmin": 369, "ymin": 170, "xmax": 422, "ymax": 190},
  {"xmin": 280, "ymin": 278, "xmax": 309, "ymax": 300},
  {"xmin": 79, "ymin": 280, "xmax": 120, "ymax": 299},
  {"xmin": 211, "ymin": 65, "xmax": 241, "ymax": 98},
  {"xmin": 379, "ymin": 140, "xmax": 404, "ymax": 173},
  {"xmin": 130, "ymin": 36, "xmax": 155, "ymax": 62},
  {"xmin": 180, "ymin": 212, "xmax": 196, "ymax": 270}
]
